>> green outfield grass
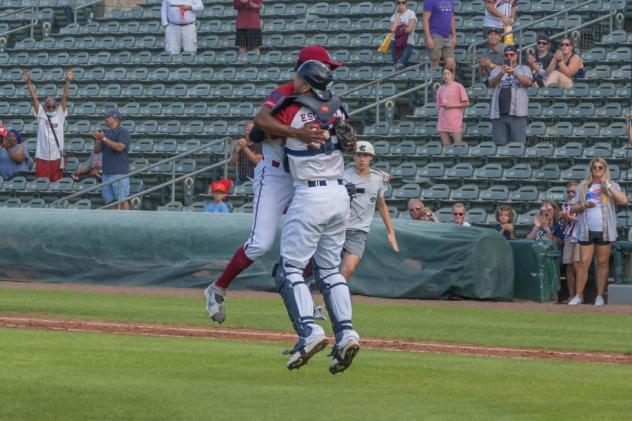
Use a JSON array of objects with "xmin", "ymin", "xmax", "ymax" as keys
[
  {"xmin": 1, "ymin": 287, "xmax": 632, "ymax": 353},
  {"xmin": 1, "ymin": 328, "xmax": 631, "ymax": 421}
]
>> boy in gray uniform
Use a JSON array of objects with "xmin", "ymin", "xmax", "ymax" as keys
[{"xmin": 341, "ymin": 141, "xmax": 399, "ymax": 280}]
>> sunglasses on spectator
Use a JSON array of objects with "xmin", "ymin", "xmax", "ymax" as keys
[
  {"xmin": 409, "ymin": 207, "xmax": 421, "ymax": 211},
  {"xmin": 592, "ymin": 165, "xmax": 605, "ymax": 170},
  {"xmin": 537, "ymin": 41, "xmax": 548, "ymax": 45},
  {"xmin": 561, "ymin": 42, "xmax": 572, "ymax": 46},
  {"xmin": 397, "ymin": 1, "xmax": 406, "ymax": 4},
  {"xmin": 504, "ymin": 53, "xmax": 516, "ymax": 57},
  {"xmin": 453, "ymin": 212, "xmax": 464, "ymax": 216},
  {"xmin": 567, "ymin": 190, "xmax": 576, "ymax": 194}
]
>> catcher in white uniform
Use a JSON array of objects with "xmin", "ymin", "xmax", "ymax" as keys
[
  {"xmin": 271, "ymin": 60, "xmax": 360, "ymax": 374},
  {"xmin": 341, "ymin": 141, "xmax": 399, "ymax": 281}
]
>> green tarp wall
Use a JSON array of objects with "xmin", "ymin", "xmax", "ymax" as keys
[{"xmin": 0, "ymin": 209, "xmax": 514, "ymax": 300}]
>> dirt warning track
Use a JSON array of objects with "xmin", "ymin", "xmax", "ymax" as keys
[{"xmin": 1, "ymin": 316, "xmax": 631, "ymax": 365}]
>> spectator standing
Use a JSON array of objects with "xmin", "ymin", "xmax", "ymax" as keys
[
  {"xmin": 544, "ymin": 37, "xmax": 584, "ymax": 88},
  {"xmin": 526, "ymin": 34, "xmax": 554, "ymax": 87},
  {"xmin": 0, "ymin": 125, "xmax": 29, "ymax": 181},
  {"xmin": 569, "ymin": 158, "xmax": 628, "ymax": 306},
  {"xmin": 452, "ymin": 202, "xmax": 471, "ymax": 226},
  {"xmin": 23, "ymin": 68, "xmax": 72, "ymax": 182},
  {"xmin": 205, "ymin": 181, "xmax": 231, "ymax": 213},
  {"xmin": 526, "ymin": 200, "xmax": 564, "ymax": 244},
  {"xmin": 161, "ymin": 0, "xmax": 204, "ymax": 54},
  {"xmin": 228, "ymin": 121, "xmax": 263, "ymax": 185},
  {"xmin": 560, "ymin": 181, "xmax": 579, "ymax": 301},
  {"xmin": 436, "ymin": 67, "xmax": 469, "ymax": 146},
  {"xmin": 626, "ymin": 112, "xmax": 632, "ymax": 144},
  {"xmin": 234, "ymin": 0, "xmax": 263, "ymax": 57},
  {"xmin": 489, "ymin": 45, "xmax": 532, "ymax": 145},
  {"xmin": 389, "ymin": 0, "xmax": 417, "ymax": 70},
  {"xmin": 94, "ymin": 109, "xmax": 131, "ymax": 210},
  {"xmin": 478, "ymin": 27, "xmax": 505, "ymax": 82},
  {"xmin": 494, "ymin": 204, "xmax": 515, "ymax": 240},
  {"xmin": 484, "ymin": 0, "xmax": 517, "ymax": 42},
  {"xmin": 422, "ymin": 0, "xmax": 457, "ymax": 72}
]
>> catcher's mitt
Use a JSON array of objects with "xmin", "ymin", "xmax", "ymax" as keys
[{"xmin": 334, "ymin": 118, "xmax": 357, "ymax": 153}]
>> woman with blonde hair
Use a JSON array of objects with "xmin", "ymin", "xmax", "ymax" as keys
[{"xmin": 568, "ymin": 158, "xmax": 628, "ymax": 306}]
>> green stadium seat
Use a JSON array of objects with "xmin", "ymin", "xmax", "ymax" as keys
[
  {"xmin": 416, "ymin": 141, "xmax": 443, "ymax": 156},
  {"xmin": 479, "ymin": 185, "xmax": 508, "ymax": 201},
  {"xmin": 470, "ymin": 141, "xmax": 497, "ymax": 158},
  {"xmin": 601, "ymin": 123, "xmax": 627, "ymax": 137},
  {"xmin": 474, "ymin": 163, "xmax": 503, "ymax": 180},
  {"xmin": 0, "ymin": 198, "xmax": 22, "ymax": 208},
  {"xmin": 539, "ymin": 186, "xmax": 567, "ymax": 202},
  {"xmin": 581, "ymin": 47, "xmax": 607, "ymax": 64},
  {"xmin": 175, "ymin": 159, "xmax": 196, "ymax": 173},
  {"xmin": 504, "ymin": 164, "xmax": 532, "ymax": 180},
  {"xmin": 509, "ymin": 186, "xmax": 539, "ymax": 203},
  {"xmin": 69, "ymin": 199, "xmax": 92, "ymax": 210},
  {"xmin": 595, "ymin": 103, "xmax": 622, "ymax": 117},
  {"xmin": 131, "ymin": 138, "xmax": 154, "ymax": 154},
  {"xmin": 177, "ymin": 139, "xmax": 201, "ymax": 153},
  {"xmin": 450, "ymin": 184, "xmax": 479, "ymax": 201},
  {"xmin": 445, "ymin": 163, "xmax": 474, "ymax": 179},
  {"xmin": 533, "ymin": 164, "xmax": 561, "ymax": 181},
  {"xmin": 421, "ymin": 184, "xmax": 451, "ymax": 201},
  {"xmin": 393, "ymin": 183, "xmax": 422, "ymax": 199},
  {"xmin": 159, "ymin": 201, "xmax": 183, "ymax": 212},
  {"xmin": 497, "ymin": 142, "xmax": 526, "ymax": 158},
  {"xmin": 569, "ymin": 103, "xmax": 595, "ymax": 117},
  {"xmin": 391, "ymin": 163, "xmax": 417, "ymax": 179},
  {"xmin": 50, "ymin": 178, "xmax": 74, "ymax": 193},
  {"xmin": 417, "ymin": 162, "xmax": 445, "ymax": 179},
  {"xmin": 573, "ymin": 122, "xmax": 601, "ymax": 137},
  {"xmin": 331, "ymin": 17, "xmax": 352, "ymax": 31},
  {"xmin": 435, "ymin": 207, "xmax": 454, "ymax": 223},
  {"xmin": 74, "ymin": 178, "xmax": 99, "ymax": 193},
  {"xmin": 444, "ymin": 143, "xmax": 470, "ymax": 156},
  {"xmin": 466, "ymin": 208, "xmax": 488, "ymax": 225},
  {"xmin": 560, "ymin": 165, "xmax": 587, "ymax": 181},
  {"xmin": 186, "ymin": 102, "xmax": 208, "ymax": 116}
]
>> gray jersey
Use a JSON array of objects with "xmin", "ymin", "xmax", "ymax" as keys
[{"xmin": 344, "ymin": 168, "xmax": 387, "ymax": 233}]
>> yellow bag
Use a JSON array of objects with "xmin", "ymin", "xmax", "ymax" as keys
[{"xmin": 378, "ymin": 33, "xmax": 393, "ymax": 54}]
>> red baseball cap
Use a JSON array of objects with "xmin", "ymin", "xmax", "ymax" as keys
[
  {"xmin": 297, "ymin": 45, "xmax": 341, "ymax": 69},
  {"xmin": 0, "ymin": 124, "xmax": 7, "ymax": 138},
  {"xmin": 210, "ymin": 181, "xmax": 227, "ymax": 194}
]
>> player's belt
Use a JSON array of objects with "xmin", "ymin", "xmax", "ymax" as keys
[
  {"xmin": 306, "ymin": 179, "xmax": 344, "ymax": 188},
  {"xmin": 168, "ymin": 20, "xmax": 195, "ymax": 26},
  {"xmin": 284, "ymin": 142, "xmax": 342, "ymax": 157}
]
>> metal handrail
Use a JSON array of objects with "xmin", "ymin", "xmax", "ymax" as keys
[
  {"xmin": 0, "ymin": 6, "xmax": 39, "ymax": 40},
  {"xmin": 59, "ymin": 136, "xmax": 231, "ymax": 206},
  {"xmin": 466, "ymin": 0, "xmax": 608, "ymax": 84},
  {"xmin": 71, "ymin": 0, "xmax": 104, "ymax": 24}
]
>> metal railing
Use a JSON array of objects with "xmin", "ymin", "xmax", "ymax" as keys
[
  {"xmin": 58, "ymin": 136, "xmax": 231, "ymax": 210},
  {"xmin": 466, "ymin": 0, "xmax": 619, "ymax": 85},
  {"xmin": 0, "ymin": 6, "xmax": 39, "ymax": 41},
  {"xmin": 71, "ymin": 0, "xmax": 103, "ymax": 24}
]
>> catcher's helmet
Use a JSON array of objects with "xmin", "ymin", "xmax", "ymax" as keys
[{"xmin": 296, "ymin": 60, "xmax": 334, "ymax": 100}]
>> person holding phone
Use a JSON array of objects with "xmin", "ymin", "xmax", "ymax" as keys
[
  {"xmin": 526, "ymin": 200, "xmax": 563, "ymax": 244},
  {"xmin": 488, "ymin": 45, "xmax": 532, "ymax": 145}
]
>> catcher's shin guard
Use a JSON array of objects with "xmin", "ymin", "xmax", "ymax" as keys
[
  {"xmin": 314, "ymin": 265, "xmax": 354, "ymax": 344},
  {"xmin": 274, "ymin": 259, "xmax": 318, "ymax": 340}
]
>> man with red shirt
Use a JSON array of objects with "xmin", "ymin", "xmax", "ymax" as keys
[{"xmin": 204, "ymin": 45, "xmax": 341, "ymax": 324}]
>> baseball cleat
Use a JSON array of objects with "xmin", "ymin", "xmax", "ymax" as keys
[
  {"xmin": 204, "ymin": 284, "xmax": 226, "ymax": 324},
  {"xmin": 329, "ymin": 339, "xmax": 360, "ymax": 375},
  {"xmin": 287, "ymin": 335, "xmax": 329, "ymax": 370}
]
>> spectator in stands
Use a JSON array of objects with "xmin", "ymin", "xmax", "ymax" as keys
[
  {"xmin": 478, "ymin": 27, "xmax": 505, "ymax": 83},
  {"xmin": 452, "ymin": 202, "xmax": 471, "ymax": 226},
  {"xmin": 489, "ymin": 45, "xmax": 532, "ymax": 145},
  {"xmin": 544, "ymin": 37, "xmax": 584, "ymax": 88},
  {"xmin": 422, "ymin": 0, "xmax": 457, "ymax": 72},
  {"xmin": 72, "ymin": 151, "xmax": 102, "ymax": 182},
  {"xmin": 526, "ymin": 200, "xmax": 563, "ymax": 244},
  {"xmin": 0, "ymin": 125, "xmax": 29, "ymax": 181},
  {"xmin": 436, "ymin": 67, "xmax": 469, "ymax": 146},
  {"xmin": 205, "ymin": 181, "xmax": 231, "ymax": 213},
  {"xmin": 526, "ymin": 34, "xmax": 554, "ymax": 87},
  {"xmin": 494, "ymin": 204, "xmax": 515, "ymax": 240},
  {"xmin": 94, "ymin": 109, "xmax": 131, "ymax": 210},
  {"xmin": 23, "ymin": 68, "xmax": 72, "ymax": 182},
  {"xmin": 228, "ymin": 121, "xmax": 262, "ymax": 185},
  {"xmin": 389, "ymin": 0, "xmax": 417, "ymax": 70},
  {"xmin": 8, "ymin": 129, "xmax": 23, "ymax": 145},
  {"xmin": 624, "ymin": 112, "xmax": 632, "ymax": 144},
  {"xmin": 560, "ymin": 181, "xmax": 579, "ymax": 302},
  {"xmin": 161, "ymin": 0, "xmax": 204, "ymax": 54},
  {"xmin": 484, "ymin": 0, "xmax": 517, "ymax": 43},
  {"xmin": 407, "ymin": 198, "xmax": 425, "ymax": 220},
  {"xmin": 420, "ymin": 207, "xmax": 440, "ymax": 222},
  {"xmin": 568, "ymin": 158, "xmax": 628, "ymax": 306},
  {"xmin": 234, "ymin": 0, "xmax": 263, "ymax": 57}
]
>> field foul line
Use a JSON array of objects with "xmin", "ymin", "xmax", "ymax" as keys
[{"xmin": 1, "ymin": 316, "xmax": 631, "ymax": 365}]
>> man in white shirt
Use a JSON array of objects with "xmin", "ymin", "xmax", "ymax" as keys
[
  {"xmin": 389, "ymin": 0, "xmax": 417, "ymax": 69},
  {"xmin": 484, "ymin": 0, "xmax": 517, "ymax": 33},
  {"xmin": 161, "ymin": 0, "xmax": 204, "ymax": 54},
  {"xmin": 22, "ymin": 68, "xmax": 72, "ymax": 182},
  {"xmin": 452, "ymin": 202, "xmax": 471, "ymax": 226}
]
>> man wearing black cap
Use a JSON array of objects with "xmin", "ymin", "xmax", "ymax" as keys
[
  {"xmin": 489, "ymin": 44, "xmax": 532, "ymax": 145},
  {"xmin": 478, "ymin": 27, "xmax": 505, "ymax": 82},
  {"xmin": 94, "ymin": 109, "xmax": 131, "ymax": 210},
  {"xmin": 526, "ymin": 34, "xmax": 554, "ymax": 87}
]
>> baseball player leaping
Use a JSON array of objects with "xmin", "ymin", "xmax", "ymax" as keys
[
  {"xmin": 270, "ymin": 61, "xmax": 360, "ymax": 374},
  {"xmin": 204, "ymin": 46, "xmax": 341, "ymax": 323},
  {"xmin": 341, "ymin": 141, "xmax": 399, "ymax": 281}
]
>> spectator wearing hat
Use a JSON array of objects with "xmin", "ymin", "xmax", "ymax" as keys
[
  {"xmin": 161, "ymin": 0, "xmax": 204, "ymax": 54},
  {"xmin": 389, "ymin": 0, "xmax": 418, "ymax": 70},
  {"xmin": 94, "ymin": 109, "xmax": 131, "ymax": 210},
  {"xmin": 489, "ymin": 45, "xmax": 532, "ymax": 145},
  {"xmin": 478, "ymin": 27, "xmax": 505, "ymax": 82},
  {"xmin": 422, "ymin": 0, "xmax": 457, "ymax": 72},
  {"xmin": 22, "ymin": 68, "xmax": 73, "ymax": 182},
  {"xmin": 205, "ymin": 180, "xmax": 231, "ymax": 213},
  {"xmin": 228, "ymin": 121, "xmax": 262, "ymax": 185},
  {"xmin": 0, "ymin": 125, "xmax": 30, "ymax": 181},
  {"xmin": 525, "ymin": 34, "xmax": 554, "ymax": 87}
]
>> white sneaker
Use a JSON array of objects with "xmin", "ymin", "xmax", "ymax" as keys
[
  {"xmin": 329, "ymin": 338, "xmax": 360, "ymax": 375},
  {"xmin": 287, "ymin": 334, "xmax": 329, "ymax": 370},
  {"xmin": 595, "ymin": 296, "xmax": 605, "ymax": 306},
  {"xmin": 568, "ymin": 295, "xmax": 582, "ymax": 305},
  {"xmin": 204, "ymin": 284, "xmax": 226, "ymax": 323}
]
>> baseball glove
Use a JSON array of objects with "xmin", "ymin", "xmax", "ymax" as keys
[{"xmin": 334, "ymin": 118, "xmax": 357, "ymax": 153}]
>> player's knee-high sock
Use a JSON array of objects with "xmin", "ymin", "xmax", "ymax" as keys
[
  {"xmin": 214, "ymin": 246, "xmax": 254, "ymax": 289},
  {"xmin": 315, "ymin": 266, "xmax": 356, "ymax": 345}
]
